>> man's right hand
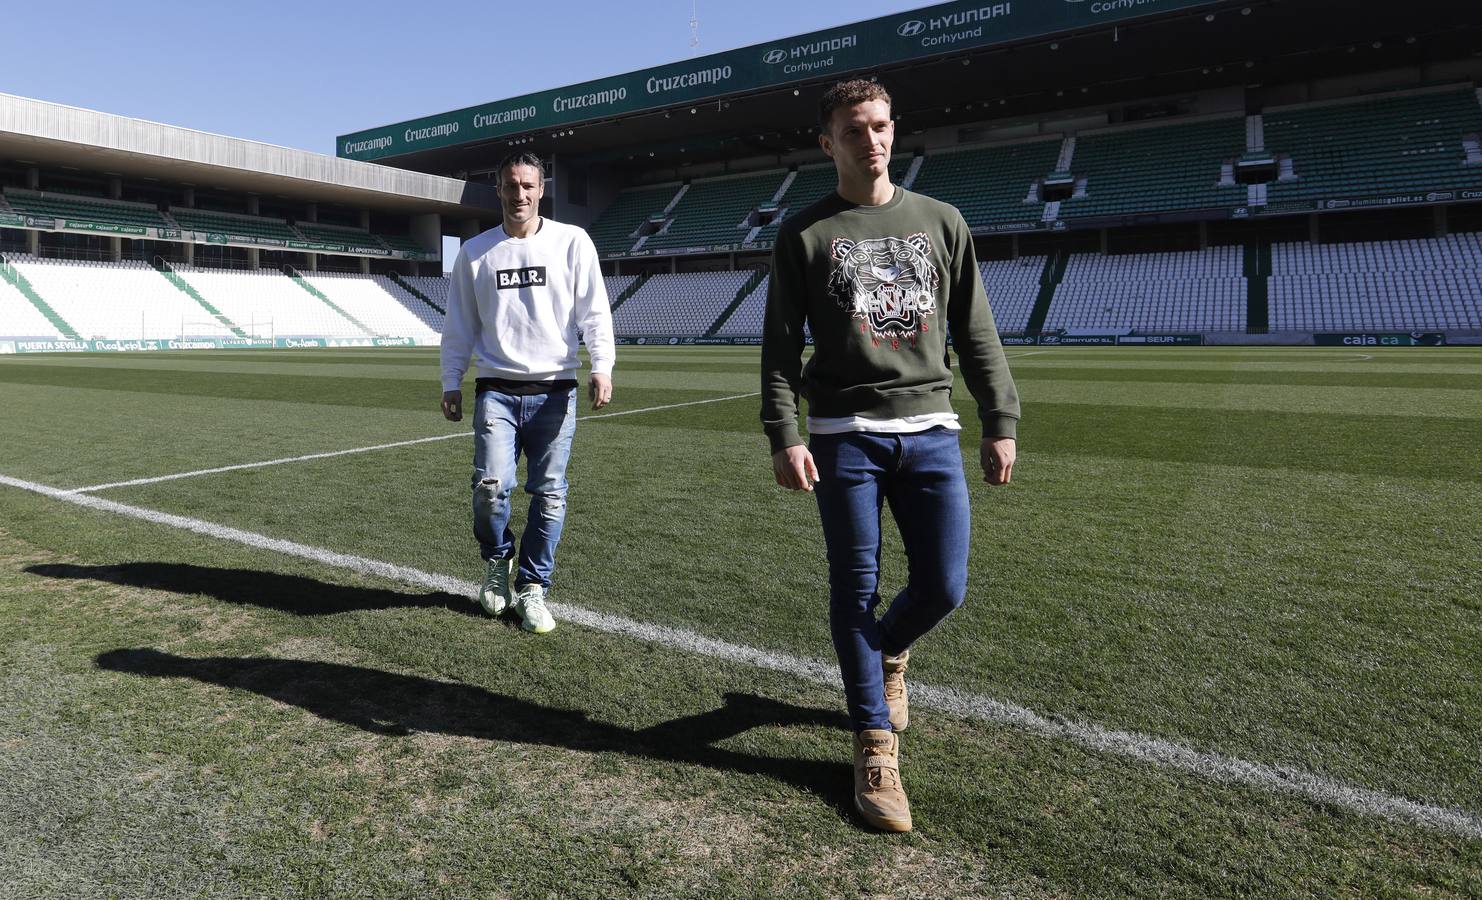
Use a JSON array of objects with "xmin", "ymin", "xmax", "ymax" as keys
[
  {"xmin": 771, "ymin": 445, "xmax": 820, "ymax": 492},
  {"xmin": 441, "ymin": 390, "xmax": 463, "ymax": 422}
]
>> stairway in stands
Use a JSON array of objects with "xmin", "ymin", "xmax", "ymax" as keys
[
  {"xmin": 608, "ymin": 272, "xmax": 651, "ymax": 312},
  {"xmin": 1244, "ymin": 239, "xmax": 1272, "ymax": 333},
  {"xmin": 706, "ymin": 269, "xmax": 767, "ymax": 336},
  {"xmin": 1022, "ymin": 250, "xmax": 1070, "ymax": 336},
  {"xmin": 153, "ymin": 258, "xmax": 248, "ymax": 337},
  {"xmin": 388, "ymin": 271, "xmax": 445, "ymax": 315},
  {"xmin": 282, "ymin": 265, "xmax": 377, "ymax": 337},
  {"xmin": 0, "ymin": 251, "xmax": 80, "ymax": 339}
]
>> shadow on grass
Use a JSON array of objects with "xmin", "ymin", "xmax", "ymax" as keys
[
  {"xmin": 95, "ymin": 648, "xmax": 853, "ymax": 812},
  {"xmin": 26, "ymin": 563, "xmax": 480, "ymax": 618}
]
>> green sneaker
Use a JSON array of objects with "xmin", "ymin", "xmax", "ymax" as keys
[
  {"xmin": 515, "ymin": 583, "xmax": 556, "ymax": 634},
  {"xmin": 478, "ymin": 557, "xmax": 513, "ymax": 616}
]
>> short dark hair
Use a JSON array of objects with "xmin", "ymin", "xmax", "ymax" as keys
[
  {"xmin": 819, "ymin": 79, "xmax": 892, "ymax": 133},
  {"xmin": 497, "ymin": 151, "xmax": 546, "ymax": 183}
]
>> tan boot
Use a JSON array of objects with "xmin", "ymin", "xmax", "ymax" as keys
[
  {"xmin": 882, "ymin": 650, "xmax": 910, "ymax": 732},
  {"xmin": 853, "ymin": 729, "xmax": 912, "ymax": 832}
]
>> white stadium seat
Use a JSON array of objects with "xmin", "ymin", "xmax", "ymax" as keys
[
  {"xmin": 1269, "ymin": 235, "xmax": 1482, "ymax": 331},
  {"xmin": 613, "ymin": 271, "xmax": 751, "ymax": 336},
  {"xmin": 1045, "ymin": 247, "xmax": 1247, "ymax": 333}
]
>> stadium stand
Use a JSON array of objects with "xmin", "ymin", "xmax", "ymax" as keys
[
  {"xmin": 980, "ymin": 257, "xmax": 1049, "ymax": 334},
  {"xmin": 604, "ymin": 274, "xmax": 638, "ymax": 304},
  {"xmin": 6, "ymin": 85, "xmax": 1482, "ymax": 346},
  {"xmin": 752, "ymin": 157, "xmax": 914, "ymax": 244},
  {"xmin": 586, "ymin": 85, "xmax": 1482, "ymax": 257},
  {"xmin": 169, "ymin": 266, "xmax": 371, "ymax": 339},
  {"xmin": 0, "ymin": 264, "xmax": 66, "ymax": 339},
  {"xmin": 764, "ymin": 165, "xmax": 836, "ymax": 229},
  {"xmin": 400, "ymin": 274, "xmax": 451, "ymax": 312},
  {"xmin": 295, "ymin": 223, "xmax": 386, "ymax": 249},
  {"xmin": 1044, "ymin": 246, "xmax": 1247, "ymax": 333},
  {"xmin": 710, "ymin": 257, "xmax": 1046, "ymax": 337},
  {"xmin": 302, "ymin": 272, "xmax": 441, "ymax": 340},
  {"xmin": 640, "ymin": 171, "xmax": 788, "ymax": 252},
  {"xmin": 1263, "ymin": 88, "xmax": 1482, "ymax": 207},
  {"xmin": 1269, "ymin": 234, "xmax": 1482, "ymax": 331},
  {"xmin": 375, "ymin": 275, "xmax": 445, "ymax": 331},
  {"xmin": 4, "ymin": 189, "xmax": 170, "ymax": 230},
  {"xmin": 713, "ymin": 275, "xmax": 769, "ymax": 336},
  {"xmin": 363, "ymin": 275, "xmax": 627, "ymax": 329},
  {"xmin": 782, "ymin": 164, "xmax": 842, "ymax": 211},
  {"xmin": 379, "ymin": 233, "xmax": 429, "ymax": 255},
  {"xmin": 1057, "ymin": 117, "xmax": 1248, "ymax": 220},
  {"xmin": 612, "ymin": 271, "xmax": 752, "ymax": 334},
  {"xmin": 0, "ymin": 253, "xmax": 80, "ymax": 338},
  {"xmin": 911, "ymin": 139, "xmax": 1062, "ymax": 229},
  {"xmin": 5, "ymin": 254, "xmax": 222, "ymax": 340},
  {"xmin": 169, "ymin": 208, "xmax": 299, "ymax": 242},
  {"xmin": 589, "ymin": 184, "xmax": 685, "ymax": 256}
]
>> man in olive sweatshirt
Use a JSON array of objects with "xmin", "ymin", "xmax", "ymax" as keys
[{"xmin": 761, "ymin": 79, "xmax": 1020, "ymax": 833}]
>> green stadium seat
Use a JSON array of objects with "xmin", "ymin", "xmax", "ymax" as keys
[
  {"xmin": 641, "ymin": 171, "xmax": 787, "ymax": 253},
  {"xmin": 754, "ymin": 158, "xmax": 913, "ymax": 240},
  {"xmin": 1057, "ymin": 117, "xmax": 1247, "ymax": 220},
  {"xmin": 1263, "ymin": 88, "xmax": 1482, "ymax": 206},
  {"xmin": 588, "ymin": 184, "xmax": 684, "ymax": 256},
  {"xmin": 910, "ymin": 139, "xmax": 1062, "ymax": 229},
  {"xmin": 4, "ymin": 189, "xmax": 169, "ymax": 230},
  {"xmin": 295, "ymin": 223, "xmax": 387, "ymax": 250},
  {"xmin": 168, "ymin": 208, "xmax": 300, "ymax": 243},
  {"xmin": 379, "ymin": 234, "xmax": 429, "ymax": 254}
]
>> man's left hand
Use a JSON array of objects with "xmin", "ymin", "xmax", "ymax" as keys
[
  {"xmin": 981, "ymin": 437, "xmax": 1016, "ymax": 485},
  {"xmin": 589, "ymin": 373, "xmax": 613, "ymax": 410}
]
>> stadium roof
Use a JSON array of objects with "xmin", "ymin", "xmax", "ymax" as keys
[
  {"xmin": 342, "ymin": 0, "xmax": 1482, "ymax": 180},
  {"xmin": 0, "ymin": 93, "xmax": 498, "ymax": 215},
  {"xmin": 337, "ymin": 0, "xmax": 1229, "ymax": 164}
]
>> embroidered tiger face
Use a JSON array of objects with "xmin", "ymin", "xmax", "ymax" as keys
[{"xmin": 827, "ymin": 234, "xmax": 940, "ymax": 345}]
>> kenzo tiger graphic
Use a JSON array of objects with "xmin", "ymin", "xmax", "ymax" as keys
[{"xmin": 828, "ymin": 233, "xmax": 940, "ymax": 347}]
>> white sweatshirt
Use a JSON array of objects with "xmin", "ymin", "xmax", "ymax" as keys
[{"xmin": 440, "ymin": 219, "xmax": 615, "ymax": 392}]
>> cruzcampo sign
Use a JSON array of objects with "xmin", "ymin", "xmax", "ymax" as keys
[{"xmin": 337, "ymin": 0, "xmax": 1223, "ymax": 161}]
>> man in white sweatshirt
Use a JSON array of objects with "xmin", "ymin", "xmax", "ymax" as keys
[{"xmin": 440, "ymin": 152, "xmax": 615, "ymax": 634}]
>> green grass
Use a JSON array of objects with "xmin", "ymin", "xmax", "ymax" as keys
[{"xmin": 1, "ymin": 345, "xmax": 1480, "ymax": 897}]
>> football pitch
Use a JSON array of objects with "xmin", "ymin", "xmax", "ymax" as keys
[{"xmin": 1, "ymin": 345, "xmax": 1479, "ymax": 898}]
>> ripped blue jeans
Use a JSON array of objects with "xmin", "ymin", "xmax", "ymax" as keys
[{"xmin": 471, "ymin": 387, "xmax": 577, "ymax": 589}]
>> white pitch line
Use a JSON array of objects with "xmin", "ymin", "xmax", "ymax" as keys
[
  {"xmin": 65, "ymin": 392, "xmax": 763, "ymax": 495},
  {"xmin": 63, "ymin": 433, "xmax": 469, "ymax": 495},
  {"xmin": 3, "ymin": 470, "xmax": 1479, "ymax": 841},
  {"xmin": 581, "ymin": 391, "xmax": 760, "ymax": 420}
]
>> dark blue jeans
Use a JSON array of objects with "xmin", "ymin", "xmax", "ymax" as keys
[
  {"xmin": 810, "ymin": 427, "xmax": 971, "ymax": 732},
  {"xmin": 471, "ymin": 387, "xmax": 577, "ymax": 589}
]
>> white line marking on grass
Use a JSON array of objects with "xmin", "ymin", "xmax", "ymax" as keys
[
  {"xmin": 64, "ymin": 434, "xmax": 469, "ymax": 495},
  {"xmin": 582, "ymin": 391, "xmax": 760, "ymax": 421},
  {"xmin": 4, "ymin": 470, "xmax": 1480, "ymax": 841},
  {"xmin": 66, "ymin": 392, "xmax": 763, "ymax": 495}
]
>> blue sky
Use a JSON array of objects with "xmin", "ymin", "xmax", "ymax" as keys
[{"xmin": 4, "ymin": 0, "xmax": 919, "ymax": 155}]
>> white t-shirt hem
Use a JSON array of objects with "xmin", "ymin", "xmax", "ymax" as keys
[{"xmin": 805, "ymin": 412, "xmax": 961, "ymax": 434}]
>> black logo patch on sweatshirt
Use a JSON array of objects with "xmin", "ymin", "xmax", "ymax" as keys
[{"xmin": 495, "ymin": 267, "xmax": 547, "ymax": 290}]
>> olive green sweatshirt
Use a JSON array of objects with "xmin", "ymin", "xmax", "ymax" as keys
[{"xmin": 760, "ymin": 187, "xmax": 1020, "ymax": 454}]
